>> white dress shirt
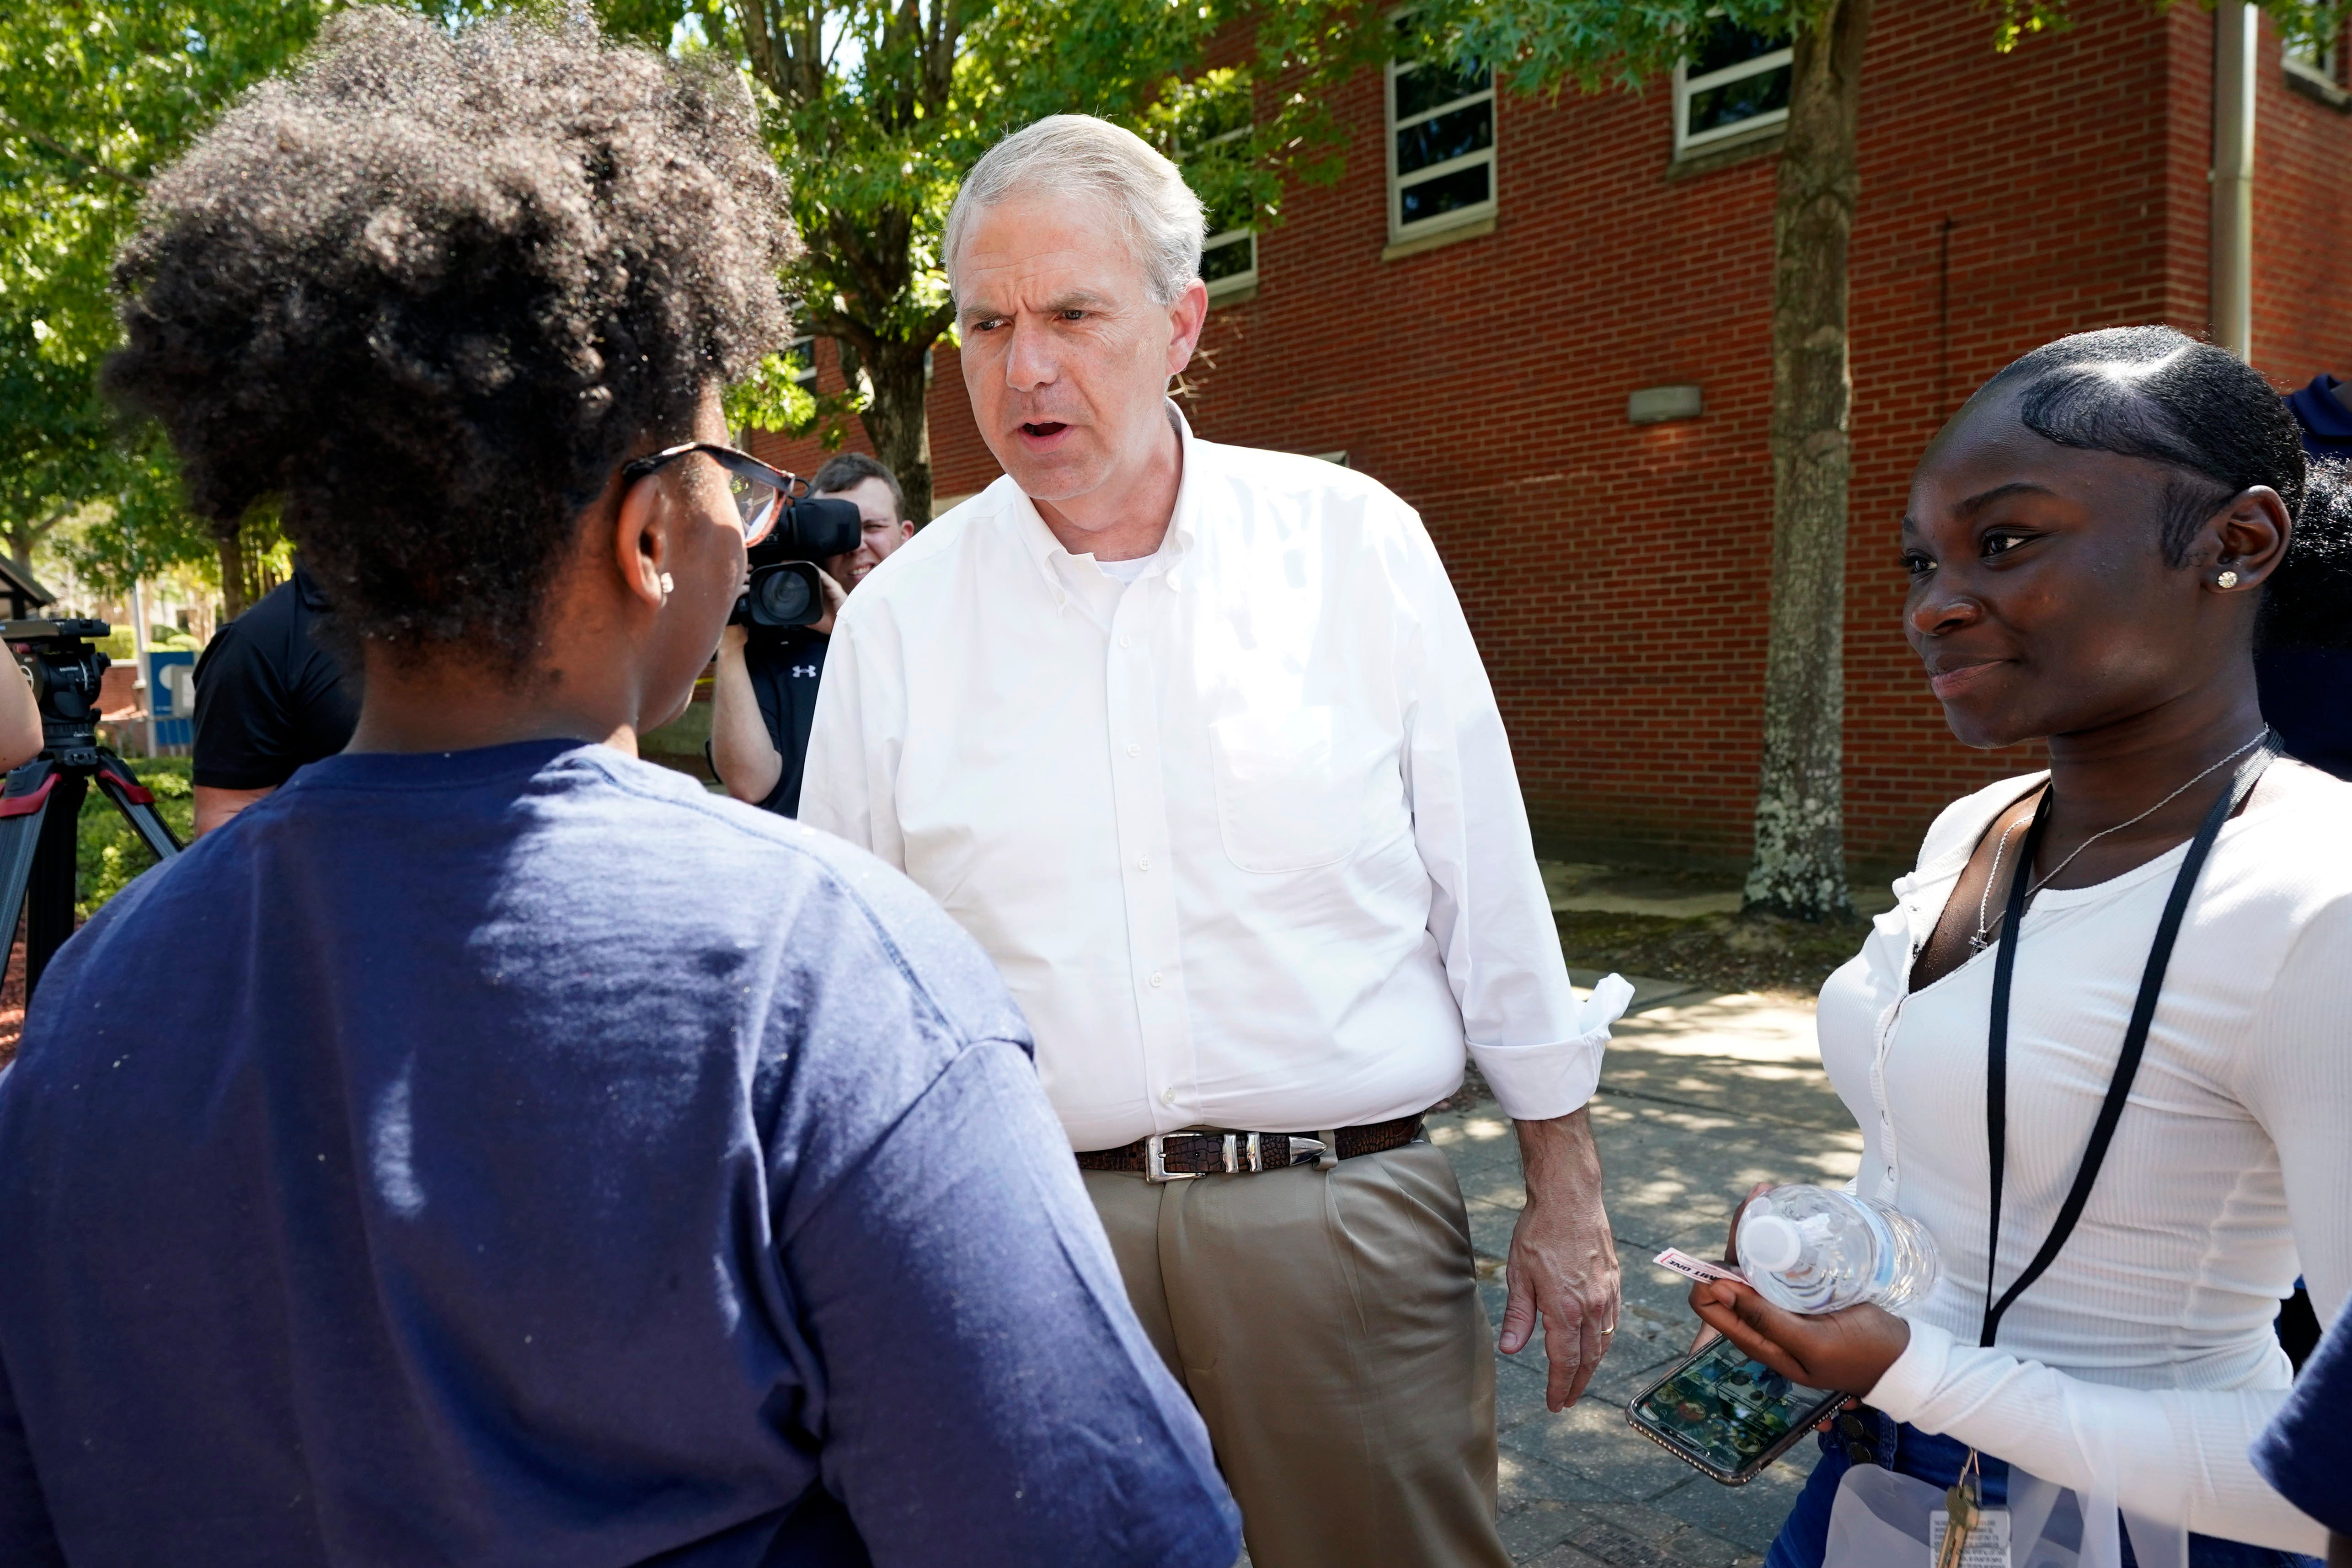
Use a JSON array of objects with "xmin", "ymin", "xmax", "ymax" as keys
[
  {"xmin": 1821, "ymin": 768, "xmax": 2352, "ymax": 1552},
  {"xmin": 801, "ymin": 406, "xmax": 1625, "ymax": 1150}
]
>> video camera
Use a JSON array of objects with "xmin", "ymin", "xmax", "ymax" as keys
[
  {"xmin": 5, "ymin": 618, "xmax": 116, "ymax": 765},
  {"xmin": 731, "ymin": 493, "xmax": 863, "ymax": 631},
  {"xmin": 0, "ymin": 617, "xmax": 181, "ymax": 1002}
]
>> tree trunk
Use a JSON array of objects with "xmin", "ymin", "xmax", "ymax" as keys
[
  {"xmin": 1740, "ymin": 0, "xmax": 1872, "ymax": 923},
  {"xmin": 859, "ymin": 338, "xmax": 936, "ymax": 525},
  {"xmin": 215, "ymin": 526, "xmax": 249, "ymax": 620}
]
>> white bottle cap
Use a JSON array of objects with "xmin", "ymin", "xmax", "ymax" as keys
[{"xmin": 1739, "ymin": 1213, "xmax": 1803, "ymax": 1273}]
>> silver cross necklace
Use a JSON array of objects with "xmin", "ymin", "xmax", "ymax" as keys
[{"xmin": 1970, "ymin": 728, "xmax": 2273, "ymax": 952}]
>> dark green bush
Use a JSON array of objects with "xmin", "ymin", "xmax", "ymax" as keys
[{"xmin": 75, "ymin": 757, "xmax": 195, "ymax": 920}]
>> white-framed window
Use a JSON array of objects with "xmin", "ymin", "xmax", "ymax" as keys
[
  {"xmin": 1673, "ymin": 22, "xmax": 1792, "ymax": 155},
  {"xmin": 2285, "ymin": 27, "xmax": 2343, "ymax": 89},
  {"xmin": 783, "ymin": 335, "xmax": 819, "ymax": 391},
  {"xmin": 1385, "ymin": 48, "xmax": 1495, "ymax": 242},
  {"xmin": 1197, "ymin": 123, "xmax": 1257, "ymax": 301}
]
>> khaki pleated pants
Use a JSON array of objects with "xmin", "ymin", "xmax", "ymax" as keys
[{"xmin": 1082, "ymin": 1140, "xmax": 1513, "ymax": 1568}]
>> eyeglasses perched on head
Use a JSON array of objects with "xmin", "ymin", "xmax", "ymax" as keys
[{"xmin": 620, "ymin": 440, "xmax": 796, "ymax": 546}]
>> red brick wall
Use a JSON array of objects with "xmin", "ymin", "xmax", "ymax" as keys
[
  {"xmin": 766, "ymin": 0, "xmax": 2352, "ymax": 874},
  {"xmin": 743, "ymin": 337, "xmax": 871, "ymax": 479},
  {"xmin": 744, "ymin": 337, "xmax": 1001, "ymax": 514},
  {"xmin": 2254, "ymin": 13, "xmax": 2352, "ymax": 383}
]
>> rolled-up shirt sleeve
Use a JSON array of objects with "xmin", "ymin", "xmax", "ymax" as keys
[
  {"xmin": 1386, "ymin": 504, "xmax": 1631, "ymax": 1121},
  {"xmin": 1867, "ymin": 1322, "xmax": 2325, "ymax": 1554}
]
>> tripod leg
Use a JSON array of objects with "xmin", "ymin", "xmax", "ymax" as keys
[
  {"xmin": 92, "ymin": 753, "xmax": 182, "ymax": 862},
  {"xmin": 25, "ymin": 769, "xmax": 86, "ymax": 997},
  {"xmin": 0, "ymin": 760, "xmax": 56, "ymax": 988}
]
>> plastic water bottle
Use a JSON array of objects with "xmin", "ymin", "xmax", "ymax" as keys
[{"xmin": 1734, "ymin": 1184, "xmax": 1940, "ymax": 1315}]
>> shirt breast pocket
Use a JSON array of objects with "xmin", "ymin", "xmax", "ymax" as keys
[{"xmin": 1208, "ymin": 708, "xmax": 1368, "ymax": 874}]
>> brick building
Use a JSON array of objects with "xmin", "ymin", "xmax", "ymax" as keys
[{"xmin": 753, "ymin": 0, "xmax": 2352, "ymax": 875}]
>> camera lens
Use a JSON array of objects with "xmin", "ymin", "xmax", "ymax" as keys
[{"xmin": 750, "ymin": 566, "xmax": 815, "ymax": 626}]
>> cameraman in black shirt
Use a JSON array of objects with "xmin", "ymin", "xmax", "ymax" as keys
[
  {"xmin": 190, "ymin": 560, "xmax": 359, "ymax": 835},
  {"xmin": 709, "ymin": 454, "xmax": 913, "ymax": 815}
]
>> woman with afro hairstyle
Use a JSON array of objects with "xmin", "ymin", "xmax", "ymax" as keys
[
  {"xmin": 0, "ymin": 14, "xmax": 1237, "ymax": 1568},
  {"xmin": 1689, "ymin": 326, "xmax": 2352, "ymax": 1565}
]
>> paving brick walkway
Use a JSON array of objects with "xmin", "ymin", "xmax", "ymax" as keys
[{"xmin": 1435, "ymin": 974, "xmax": 1864, "ymax": 1568}]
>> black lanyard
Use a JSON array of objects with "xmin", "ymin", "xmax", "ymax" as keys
[{"xmin": 1978, "ymin": 740, "xmax": 2277, "ymax": 1348}]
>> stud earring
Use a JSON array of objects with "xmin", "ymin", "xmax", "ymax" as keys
[{"xmin": 2216, "ymin": 569, "xmax": 2240, "ymax": 589}]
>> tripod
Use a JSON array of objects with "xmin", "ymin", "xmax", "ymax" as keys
[{"xmin": 0, "ymin": 619, "xmax": 182, "ymax": 1002}]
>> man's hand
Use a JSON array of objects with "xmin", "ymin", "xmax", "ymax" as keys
[
  {"xmin": 1502, "ymin": 1108, "xmax": 1620, "ymax": 1411},
  {"xmin": 1687, "ymin": 1279, "xmax": 1910, "ymax": 1396},
  {"xmin": 808, "ymin": 568, "xmax": 847, "ymax": 637}
]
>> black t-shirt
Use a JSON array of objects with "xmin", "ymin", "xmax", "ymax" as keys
[
  {"xmin": 192, "ymin": 565, "xmax": 360, "ymax": 791},
  {"xmin": 736, "ymin": 626, "xmax": 827, "ymax": 816}
]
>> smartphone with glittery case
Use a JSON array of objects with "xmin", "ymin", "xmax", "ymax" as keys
[{"xmin": 1625, "ymin": 1334, "xmax": 1843, "ymax": 1485}]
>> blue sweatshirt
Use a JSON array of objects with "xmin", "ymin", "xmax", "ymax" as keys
[{"xmin": 0, "ymin": 740, "xmax": 1238, "ymax": 1568}]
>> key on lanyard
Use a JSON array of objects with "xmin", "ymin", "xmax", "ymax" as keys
[{"xmin": 1933, "ymin": 1451, "xmax": 1982, "ymax": 1568}]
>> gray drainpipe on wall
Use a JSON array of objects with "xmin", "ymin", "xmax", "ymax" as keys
[{"xmin": 2212, "ymin": 0, "xmax": 2257, "ymax": 360}]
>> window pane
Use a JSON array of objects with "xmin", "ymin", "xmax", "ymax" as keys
[
  {"xmin": 1395, "ymin": 59, "xmax": 1488, "ymax": 121},
  {"xmin": 1396, "ymin": 101, "xmax": 1493, "ymax": 175},
  {"xmin": 1688, "ymin": 62, "xmax": 1790, "ymax": 136},
  {"xmin": 785, "ymin": 337, "xmax": 818, "ymax": 385},
  {"xmin": 1202, "ymin": 185, "xmax": 1253, "ymax": 236},
  {"xmin": 1203, "ymin": 234, "xmax": 1254, "ymax": 283},
  {"xmin": 1399, "ymin": 162, "xmax": 1489, "ymax": 226},
  {"xmin": 1689, "ymin": 23, "xmax": 1783, "ymax": 79}
]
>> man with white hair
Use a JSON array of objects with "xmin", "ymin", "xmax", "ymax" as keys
[{"xmin": 801, "ymin": 113, "xmax": 1631, "ymax": 1568}]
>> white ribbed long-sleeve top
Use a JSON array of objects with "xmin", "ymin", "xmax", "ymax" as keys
[{"xmin": 1822, "ymin": 764, "xmax": 2352, "ymax": 1554}]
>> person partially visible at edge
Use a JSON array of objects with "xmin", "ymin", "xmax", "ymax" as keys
[
  {"xmin": 799, "ymin": 113, "xmax": 1632, "ymax": 1568},
  {"xmin": 1685, "ymin": 328, "xmax": 2352, "ymax": 1565},
  {"xmin": 709, "ymin": 451, "xmax": 912, "ymax": 814},
  {"xmin": 190, "ymin": 557, "xmax": 358, "ymax": 835},
  {"xmin": 2252, "ymin": 1298, "xmax": 2352, "ymax": 1567},
  {"xmin": 0, "ymin": 643, "xmax": 44, "ymax": 774},
  {"xmin": 2257, "ymin": 370, "xmax": 2352, "ymax": 779},
  {"xmin": 0, "ymin": 19, "xmax": 1238, "ymax": 1568}
]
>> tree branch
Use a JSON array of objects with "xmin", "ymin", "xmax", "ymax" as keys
[
  {"xmin": 731, "ymin": 0, "xmax": 779, "ymax": 97},
  {"xmin": 0, "ymin": 111, "xmax": 144, "ymax": 190}
]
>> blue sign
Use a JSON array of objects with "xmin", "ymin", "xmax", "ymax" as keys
[{"xmin": 148, "ymin": 649, "xmax": 196, "ymax": 749}]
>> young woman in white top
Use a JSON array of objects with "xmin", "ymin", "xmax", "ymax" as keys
[{"xmin": 1691, "ymin": 326, "xmax": 2352, "ymax": 1567}]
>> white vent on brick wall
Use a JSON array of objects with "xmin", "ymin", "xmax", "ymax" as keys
[{"xmin": 1628, "ymin": 385, "xmax": 1704, "ymax": 424}]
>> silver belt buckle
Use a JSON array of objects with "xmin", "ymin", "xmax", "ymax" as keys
[
  {"xmin": 1146, "ymin": 1130, "xmax": 1262, "ymax": 1182},
  {"xmin": 1144, "ymin": 1132, "xmax": 1203, "ymax": 1183}
]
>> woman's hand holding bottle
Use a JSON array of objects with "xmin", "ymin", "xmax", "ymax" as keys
[{"xmin": 1686, "ymin": 1279, "xmax": 1911, "ymax": 1397}]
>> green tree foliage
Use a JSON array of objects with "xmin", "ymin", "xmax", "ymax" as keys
[
  {"xmin": 706, "ymin": 0, "xmax": 1383, "ymax": 519},
  {"xmin": 1, "ymin": 1, "xmax": 335, "ymax": 609},
  {"xmin": 4, "ymin": 0, "xmax": 1379, "ymax": 612},
  {"xmin": 1411, "ymin": 0, "xmax": 2347, "ymax": 922}
]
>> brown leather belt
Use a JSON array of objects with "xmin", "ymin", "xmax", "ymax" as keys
[{"xmin": 1076, "ymin": 1113, "xmax": 1426, "ymax": 1183}]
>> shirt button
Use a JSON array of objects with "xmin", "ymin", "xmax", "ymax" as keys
[
  {"xmin": 1160, "ymin": 1086, "xmax": 1177, "ymax": 1106},
  {"xmin": 1149, "ymin": 971, "xmax": 1165, "ymax": 988},
  {"xmin": 1137, "ymin": 856, "xmax": 1151, "ymax": 872},
  {"xmin": 1126, "ymin": 744, "xmax": 1140, "ymax": 758},
  {"xmin": 1118, "ymin": 634, "xmax": 1132, "ymax": 648}
]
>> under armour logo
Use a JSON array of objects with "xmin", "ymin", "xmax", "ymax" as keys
[{"xmin": 791, "ymin": 665, "xmax": 818, "ymax": 678}]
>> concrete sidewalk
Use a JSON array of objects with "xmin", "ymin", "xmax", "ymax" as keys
[{"xmin": 1437, "ymin": 974, "xmax": 1863, "ymax": 1568}]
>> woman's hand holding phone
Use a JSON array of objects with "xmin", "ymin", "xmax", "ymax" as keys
[{"xmin": 1685, "ymin": 1276, "xmax": 1911, "ymax": 1397}]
